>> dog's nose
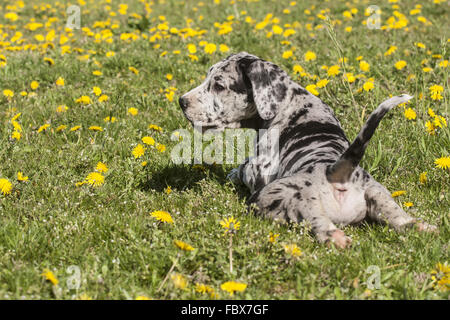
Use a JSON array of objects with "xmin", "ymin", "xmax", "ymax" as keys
[{"xmin": 179, "ymin": 96, "xmax": 187, "ymax": 111}]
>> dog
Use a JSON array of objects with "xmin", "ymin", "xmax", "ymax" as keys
[{"xmin": 179, "ymin": 52, "xmax": 437, "ymax": 248}]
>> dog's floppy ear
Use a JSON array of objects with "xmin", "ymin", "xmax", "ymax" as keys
[{"xmin": 238, "ymin": 56, "xmax": 288, "ymax": 120}]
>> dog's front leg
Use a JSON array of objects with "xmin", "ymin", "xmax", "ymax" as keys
[
  {"xmin": 365, "ymin": 183, "xmax": 438, "ymax": 232},
  {"xmin": 228, "ymin": 156, "xmax": 278, "ymax": 193}
]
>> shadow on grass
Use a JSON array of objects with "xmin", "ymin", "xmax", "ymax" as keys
[{"xmin": 138, "ymin": 163, "xmax": 250, "ymax": 201}]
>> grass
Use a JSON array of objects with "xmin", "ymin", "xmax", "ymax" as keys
[{"xmin": 0, "ymin": 0, "xmax": 448, "ymax": 299}]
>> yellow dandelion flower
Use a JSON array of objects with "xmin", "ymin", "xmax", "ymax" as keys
[
  {"xmin": 282, "ymin": 50, "xmax": 293, "ymax": 59},
  {"xmin": 395, "ymin": 60, "xmax": 407, "ymax": 70},
  {"xmin": 306, "ymin": 84, "xmax": 319, "ymax": 96},
  {"xmin": 129, "ymin": 66, "xmax": 139, "ymax": 75},
  {"xmin": 56, "ymin": 105, "xmax": 68, "ymax": 113},
  {"xmin": 37, "ymin": 124, "xmax": 50, "ymax": 133},
  {"xmin": 150, "ymin": 210, "xmax": 174, "ymax": 224},
  {"xmin": 187, "ymin": 44, "xmax": 197, "ymax": 54},
  {"xmin": 171, "ymin": 273, "xmax": 188, "ymax": 290},
  {"xmin": 55, "ymin": 77, "xmax": 65, "ymax": 86},
  {"xmin": 30, "ymin": 81, "xmax": 39, "ymax": 90},
  {"xmin": 221, "ymin": 281, "xmax": 247, "ymax": 296},
  {"xmin": 85, "ymin": 172, "xmax": 105, "ymax": 187},
  {"xmin": 404, "ymin": 108, "xmax": 416, "ymax": 120},
  {"xmin": 75, "ymin": 96, "xmax": 92, "ymax": 104},
  {"xmin": 204, "ymin": 43, "xmax": 217, "ymax": 54},
  {"xmin": 316, "ymin": 79, "xmax": 329, "ymax": 88},
  {"xmin": 0, "ymin": 178, "xmax": 13, "ymax": 195},
  {"xmin": 78, "ymin": 293, "xmax": 92, "ymax": 300},
  {"xmin": 425, "ymin": 121, "xmax": 436, "ymax": 135},
  {"xmin": 219, "ymin": 44, "xmax": 230, "ymax": 53},
  {"xmin": 429, "ymin": 85, "xmax": 443, "ymax": 100},
  {"xmin": 284, "ymin": 243, "xmax": 302, "ymax": 257},
  {"xmin": 128, "ymin": 107, "xmax": 138, "ymax": 116},
  {"xmin": 363, "ymin": 81, "xmax": 374, "ymax": 92},
  {"xmin": 132, "ymin": 144, "xmax": 146, "ymax": 159},
  {"xmin": 268, "ymin": 232, "xmax": 280, "ymax": 243},
  {"xmin": 92, "ymin": 87, "xmax": 102, "ymax": 96},
  {"xmin": 17, "ymin": 172, "xmax": 28, "ymax": 182},
  {"xmin": 391, "ymin": 190, "xmax": 406, "ymax": 197},
  {"xmin": 92, "ymin": 70, "xmax": 103, "ymax": 76},
  {"xmin": 135, "ymin": 296, "xmax": 151, "ymax": 300},
  {"xmin": 11, "ymin": 131, "xmax": 21, "ymax": 141},
  {"xmin": 434, "ymin": 157, "xmax": 450, "ymax": 170},
  {"xmin": 327, "ymin": 65, "xmax": 340, "ymax": 77},
  {"xmin": 148, "ymin": 124, "xmax": 163, "ymax": 132},
  {"xmin": 174, "ymin": 240, "xmax": 194, "ymax": 251},
  {"xmin": 403, "ymin": 202, "xmax": 413, "ymax": 208},
  {"xmin": 359, "ymin": 61, "xmax": 370, "ymax": 72},
  {"xmin": 431, "ymin": 262, "xmax": 450, "ymax": 292},
  {"xmin": 384, "ymin": 46, "xmax": 397, "ymax": 56},
  {"xmin": 3, "ymin": 89, "xmax": 14, "ymax": 98},
  {"xmin": 96, "ymin": 162, "xmax": 108, "ymax": 173},
  {"xmin": 41, "ymin": 269, "xmax": 59, "ymax": 286},
  {"xmin": 195, "ymin": 283, "xmax": 215, "ymax": 295},
  {"xmin": 98, "ymin": 94, "xmax": 109, "ymax": 102},
  {"xmin": 220, "ymin": 216, "xmax": 240, "ymax": 234},
  {"xmin": 44, "ymin": 57, "xmax": 55, "ymax": 65},
  {"xmin": 419, "ymin": 172, "xmax": 427, "ymax": 184},
  {"xmin": 156, "ymin": 143, "xmax": 166, "ymax": 153},
  {"xmin": 70, "ymin": 125, "xmax": 81, "ymax": 132},
  {"xmin": 293, "ymin": 65, "xmax": 304, "ymax": 74},
  {"xmin": 89, "ymin": 126, "xmax": 103, "ymax": 131},
  {"xmin": 428, "ymin": 108, "xmax": 436, "ymax": 118},
  {"xmin": 304, "ymin": 51, "xmax": 316, "ymax": 61},
  {"xmin": 142, "ymin": 136, "xmax": 155, "ymax": 146},
  {"xmin": 56, "ymin": 125, "xmax": 67, "ymax": 132}
]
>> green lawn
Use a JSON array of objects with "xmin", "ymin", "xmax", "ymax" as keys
[{"xmin": 0, "ymin": 0, "xmax": 448, "ymax": 299}]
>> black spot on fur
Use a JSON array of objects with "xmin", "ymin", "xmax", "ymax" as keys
[
  {"xmin": 279, "ymin": 121, "xmax": 348, "ymax": 148},
  {"xmin": 267, "ymin": 199, "xmax": 282, "ymax": 211},
  {"xmin": 292, "ymin": 87, "xmax": 308, "ymax": 96},
  {"xmin": 305, "ymin": 166, "xmax": 314, "ymax": 173},
  {"xmin": 273, "ymin": 83, "xmax": 287, "ymax": 102},
  {"xmin": 229, "ymin": 79, "xmax": 247, "ymax": 94},
  {"xmin": 280, "ymin": 182, "xmax": 301, "ymax": 191},
  {"xmin": 269, "ymin": 69, "xmax": 280, "ymax": 81},
  {"xmin": 304, "ymin": 181, "xmax": 312, "ymax": 186},
  {"xmin": 288, "ymin": 108, "xmax": 309, "ymax": 126}
]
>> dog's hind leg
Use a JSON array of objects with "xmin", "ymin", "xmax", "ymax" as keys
[
  {"xmin": 249, "ymin": 177, "xmax": 352, "ymax": 248},
  {"xmin": 365, "ymin": 182, "xmax": 437, "ymax": 232}
]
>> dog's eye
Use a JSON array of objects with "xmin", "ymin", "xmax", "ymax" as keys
[{"xmin": 213, "ymin": 83, "xmax": 225, "ymax": 91}]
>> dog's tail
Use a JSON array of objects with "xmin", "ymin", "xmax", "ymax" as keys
[{"xmin": 326, "ymin": 94, "xmax": 413, "ymax": 183}]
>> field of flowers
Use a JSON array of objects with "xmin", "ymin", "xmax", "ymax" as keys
[{"xmin": 0, "ymin": 0, "xmax": 448, "ymax": 299}]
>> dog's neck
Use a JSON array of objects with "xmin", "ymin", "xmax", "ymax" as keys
[
  {"xmin": 241, "ymin": 81, "xmax": 323, "ymax": 131},
  {"xmin": 239, "ymin": 114, "xmax": 266, "ymax": 130}
]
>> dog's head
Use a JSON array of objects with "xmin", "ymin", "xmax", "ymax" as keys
[{"xmin": 179, "ymin": 52, "xmax": 294, "ymax": 131}]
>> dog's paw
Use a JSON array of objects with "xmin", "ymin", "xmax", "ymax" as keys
[
  {"xmin": 327, "ymin": 229, "xmax": 352, "ymax": 249},
  {"xmin": 415, "ymin": 221, "xmax": 439, "ymax": 233},
  {"xmin": 227, "ymin": 168, "xmax": 241, "ymax": 184}
]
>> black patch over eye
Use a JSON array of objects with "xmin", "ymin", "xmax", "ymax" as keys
[{"xmin": 213, "ymin": 83, "xmax": 225, "ymax": 91}]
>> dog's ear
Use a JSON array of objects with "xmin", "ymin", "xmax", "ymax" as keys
[{"xmin": 238, "ymin": 57, "xmax": 288, "ymax": 120}]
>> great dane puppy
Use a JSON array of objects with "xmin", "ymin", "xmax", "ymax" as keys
[{"xmin": 179, "ymin": 52, "xmax": 437, "ymax": 248}]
